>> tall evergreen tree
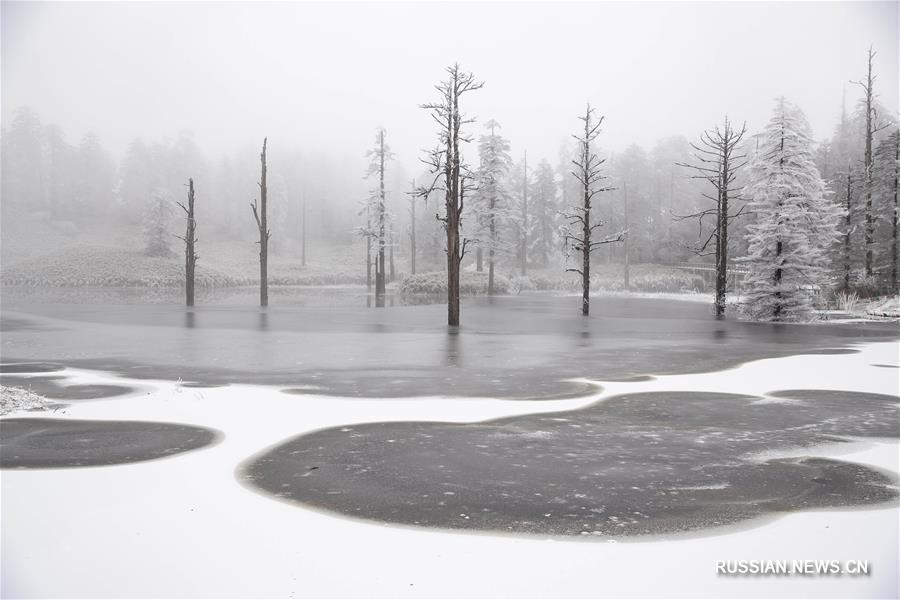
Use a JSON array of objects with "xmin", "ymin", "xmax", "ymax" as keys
[
  {"xmin": 874, "ymin": 128, "xmax": 900, "ymax": 292},
  {"xmin": 143, "ymin": 189, "xmax": 175, "ymax": 257},
  {"xmin": 471, "ymin": 119, "xmax": 512, "ymax": 295},
  {"xmin": 742, "ymin": 98, "xmax": 844, "ymax": 321}
]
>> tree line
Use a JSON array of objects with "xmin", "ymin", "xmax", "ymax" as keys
[{"xmin": 2, "ymin": 49, "xmax": 897, "ymax": 323}]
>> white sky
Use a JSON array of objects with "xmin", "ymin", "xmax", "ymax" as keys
[{"xmin": 2, "ymin": 1, "xmax": 897, "ymax": 172}]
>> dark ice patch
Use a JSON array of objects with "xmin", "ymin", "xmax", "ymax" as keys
[
  {"xmin": 0, "ymin": 317, "xmax": 50, "ymax": 333},
  {"xmin": 0, "ymin": 418, "xmax": 221, "ymax": 469},
  {"xmin": 0, "ymin": 375, "xmax": 134, "ymax": 400},
  {"xmin": 0, "ymin": 362, "xmax": 65, "ymax": 374},
  {"xmin": 240, "ymin": 390, "xmax": 899, "ymax": 537}
]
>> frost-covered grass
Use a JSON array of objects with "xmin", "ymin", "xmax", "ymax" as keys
[
  {"xmin": 0, "ymin": 241, "xmax": 374, "ymax": 288},
  {"xmin": 821, "ymin": 294, "xmax": 900, "ymax": 322},
  {"xmin": 399, "ymin": 270, "xmax": 515, "ymax": 297},
  {"xmin": 0, "ymin": 385, "xmax": 52, "ymax": 416},
  {"xmin": 0, "ymin": 246, "xmax": 240, "ymax": 288},
  {"xmin": 401, "ymin": 265, "xmax": 705, "ymax": 297}
]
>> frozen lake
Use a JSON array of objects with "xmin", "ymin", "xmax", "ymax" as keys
[{"xmin": 2, "ymin": 287, "xmax": 897, "ymax": 398}]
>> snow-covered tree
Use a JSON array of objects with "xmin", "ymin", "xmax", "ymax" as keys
[
  {"xmin": 362, "ymin": 127, "xmax": 394, "ymax": 304},
  {"xmin": 420, "ymin": 64, "xmax": 482, "ymax": 326},
  {"xmin": 471, "ymin": 119, "xmax": 513, "ymax": 295},
  {"xmin": 143, "ymin": 188, "xmax": 175, "ymax": 257},
  {"xmin": 742, "ymin": 98, "xmax": 844, "ymax": 321},
  {"xmin": 874, "ymin": 128, "xmax": 900, "ymax": 291}
]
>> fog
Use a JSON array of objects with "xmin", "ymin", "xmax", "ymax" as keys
[
  {"xmin": 3, "ymin": 0, "xmax": 897, "ymax": 169},
  {"xmin": 1, "ymin": 0, "xmax": 898, "ymax": 302}
]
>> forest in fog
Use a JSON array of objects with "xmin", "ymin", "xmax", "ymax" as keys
[{"xmin": 1, "ymin": 2, "xmax": 898, "ymax": 323}]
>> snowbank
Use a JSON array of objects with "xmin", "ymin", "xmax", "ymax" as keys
[{"xmin": 0, "ymin": 385, "xmax": 55, "ymax": 416}]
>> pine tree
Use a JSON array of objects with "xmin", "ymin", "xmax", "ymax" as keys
[
  {"xmin": 363, "ymin": 127, "xmax": 394, "ymax": 305},
  {"xmin": 143, "ymin": 189, "xmax": 175, "ymax": 257},
  {"xmin": 874, "ymin": 128, "xmax": 900, "ymax": 292},
  {"xmin": 471, "ymin": 119, "xmax": 513, "ymax": 295},
  {"xmin": 742, "ymin": 98, "xmax": 844, "ymax": 321}
]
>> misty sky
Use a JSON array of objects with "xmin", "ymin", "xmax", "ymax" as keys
[{"xmin": 2, "ymin": 1, "xmax": 897, "ymax": 175}]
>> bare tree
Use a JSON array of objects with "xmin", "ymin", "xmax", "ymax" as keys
[
  {"xmin": 840, "ymin": 164, "xmax": 855, "ymax": 291},
  {"xmin": 561, "ymin": 104, "xmax": 623, "ymax": 316},
  {"xmin": 519, "ymin": 152, "xmax": 529, "ymax": 276},
  {"xmin": 852, "ymin": 47, "xmax": 889, "ymax": 278},
  {"xmin": 420, "ymin": 64, "xmax": 483, "ymax": 326},
  {"xmin": 176, "ymin": 178, "xmax": 198, "ymax": 307},
  {"xmin": 250, "ymin": 138, "xmax": 270, "ymax": 307},
  {"xmin": 407, "ymin": 179, "xmax": 418, "ymax": 275},
  {"xmin": 675, "ymin": 117, "xmax": 747, "ymax": 317},
  {"xmin": 301, "ymin": 191, "xmax": 307, "ymax": 267}
]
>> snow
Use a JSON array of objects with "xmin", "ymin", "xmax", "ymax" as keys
[
  {"xmin": 0, "ymin": 385, "xmax": 55, "ymax": 416},
  {"xmin": 1, "ymin": 341, "xmax": 898, "ymax": 598}
]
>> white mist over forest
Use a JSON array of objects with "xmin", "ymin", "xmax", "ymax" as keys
[{"xmin": 1, "ymin": 0, "xmax": 898, "ymax": 319}]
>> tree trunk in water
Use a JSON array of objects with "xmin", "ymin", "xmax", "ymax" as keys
[
  {"xmin": 714, "ymin": 152, "xmax": 729, "ymax": 318},
  {"xmin": 892, "ymin": 142, "xmax": 899, "ymax": 293},
  {"xmin": 301, "ymin": 193, "xmax": 306, "ymax": 267},
  {"xmin": 488, "ymin": 207, "xmax": 496, "ymax": 295},
  {"xmin": 249, "ymin": 138, "xmax": 269, "ymax": 307},
  {"xmin": 582, "ymin": 201, "xmax": 590, "ymax": 316},
  {"xmin": 447, "ymin": 207, "xmax": 460, "ymax": 324},
  {"xmin": 773, "ymin": 241, "xmax": 783, "ymax": 321},
  {"xmin": 623, "ymin": 183, "xmax": 630, "ymax": 291},
  {"xmin": 184, "ymin": 178, "xmax": 197, "ymax": 307},
  {"xmin": 863, "ymin": 48, "xmax": 875, "ymax": 277},
  {"xmin": 410, "ymin": 187, "xmax": 417, "ymax": 275},
  {"xmin": 521, "ymin": 152, "xmax": 527, "ymax": 276},
  {"xmin": 376, "ymin": 129, "xmax": 386, "ymax": 304},
  {"xmin": 843, "ymin": 169, "xmax": 852, "ymax": 290}
]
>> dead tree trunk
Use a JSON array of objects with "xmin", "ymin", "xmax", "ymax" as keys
[
  {"xmin": 520, "ymin": 151, "xmax": 528, "ymax": 276},
  {"xmin": 675, "ymin": 117, "xmax": 747, "ymax": 317},
  {"xmin": 892, "ymin": 136, "xmax": 899, "ymax": 293},
  {"xmin": 366, "ymin": 202, "xmax": 373, "ymax": 290},
  {"xmin": 854, "ymin": 47, "xmax": 878, "ymax": 278},
  {"xmin": 177, "ymin": 178, "xmax": 198, "ymax": 307},
  {"xmin": 301, "ymin": 192, "xmax": 307, "ymax": 267},
  {"xmin": 623, "ymin": 181, "xmax": 630, "ymax": 291},
  {"xmin": 562, "ymin": 104, "xmax": 622, "ymax": 316},
  {"xmin": 250, "ymin": 138, "xmax": 269, "ymax": 307},
  {"xmin": 420, "ymin": 64, "xmax": 482, "ymax": 326},
  {"xmin": 842, "ymin": 166, "xmax": 853, "ymax": 290},
  {"xmin": 408, "ymin": 179, "xmax": 417, "ymax": 275}
]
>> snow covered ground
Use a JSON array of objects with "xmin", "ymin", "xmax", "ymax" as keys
[{"xmin": 1, "ymin": 341, "xmax": 898, "ymax": 598}]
